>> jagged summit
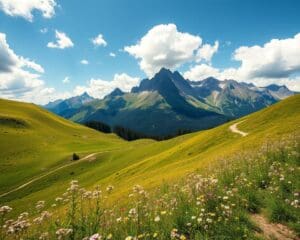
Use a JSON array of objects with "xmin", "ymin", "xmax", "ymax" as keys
[
  {"xmin": 105, "ymin": 88, "xmax": 124, "ymax": 98},
  {"xmin": 44, "ymin": 68, "xmax": 295, "ymax": 137}
]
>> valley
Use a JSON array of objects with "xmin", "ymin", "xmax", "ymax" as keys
[
  {"xmin": 0, "ymin": 1, "xmax": 299, "ymax": 238},
  {"xmin": 1, "ymin": 95, "xmax": 299, "ymax": 216},
  {"xmin": 0, "ymin": 95, "xmax": 299, "ymax": 239}
]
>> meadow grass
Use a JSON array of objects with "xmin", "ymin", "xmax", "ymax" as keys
[
  {"xmin": 0, "ymin": 134, "xmax": 299, "ymax": 240},
  {"xmin": 1, "ymin": 95, "xmax": 299, "ymax": 219}
]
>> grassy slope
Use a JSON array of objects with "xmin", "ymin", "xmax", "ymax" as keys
[
  {"xmin": 0, "ymin": 95, "xmax": 299, "ymax": 215},
  {"xmin": 0, "ymin": 99, "xmax": 133, "ymax": 194}
]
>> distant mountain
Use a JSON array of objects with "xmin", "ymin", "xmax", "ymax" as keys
[
  {"xmin": 44, "ymin": 92, "xmax": 94, "ymax": 116},
  {"xmin": 263, "ymin": 84, "xmax": 295, "ymax": 100},
  {"xmin": 43, "ymin": 68, "xmax": 295, "ymax": 137},
  {"xmin": 188, "ymin": 77, "xmax": 279, "ymax": 117}
]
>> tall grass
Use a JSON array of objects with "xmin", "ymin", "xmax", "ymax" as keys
[{"xmin": 0, "ymin": 134, "xmax": 299, "ymax": 240}]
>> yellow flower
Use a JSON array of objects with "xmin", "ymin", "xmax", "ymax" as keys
[
  {"xmin": 107, "ymin": 233, "xmax": 112, "ymax": 239},
  {"xmin": 180, "ymin": 234, "xmax": 186, "ymax": 240},
  {"xmin": 138, "ymin": 233, "xmax": 144, "ymax": 238}
]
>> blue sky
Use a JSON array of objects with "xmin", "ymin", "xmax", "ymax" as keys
[{"xmin": 0, "ymin": 0, "xmax": 299, "ymax": 103}]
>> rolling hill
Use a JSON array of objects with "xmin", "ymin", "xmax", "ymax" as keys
[
  {"xmin": 44, "ymin": 68, "xmax": 295, "ymax": 137},
  {"xmin": 0, "ymin": 94, "xmax": 299, "ymax": 217},
  {"xmin": 0, "ymin": 98, "xmax": 130, "ymax": 195}
]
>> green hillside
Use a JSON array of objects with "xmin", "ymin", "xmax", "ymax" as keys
[
  {"xmin": 0, "ymin": 95, "xmax": 299, "ymax": 218},
  {"xmin": 0, "ymin": 98, "xmax": 130, "ymax": 194}
]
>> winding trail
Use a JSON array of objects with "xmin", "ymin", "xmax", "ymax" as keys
[
  {"xmin": 0, "ymin": 149, "xmax": 119, "ymax": 198},
  {"xmin": 251, "ymin": 214, "xmax": 299, "ymax": 240},
  {"xmin": 229, "ymin": 121, "xmax": 248, "ymax": 137}
]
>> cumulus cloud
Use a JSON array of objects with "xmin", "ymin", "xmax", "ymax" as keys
[
  {"xmin": 0, "ymin": 0, "xmax": 56, "ymax": 21},
  {"xmin": 109, "ymin": 52, "xmax": 116, "ymax": 57},
  {"xmin": 62, "ymin": 76, "xmax": 70, "ymax": 84},
  {"xmin": 91, "ymin": 34, "xmax": 107, "ymax": 47},
  {"xmin": 47, "ymin": 30, "xmax": 74, "ymax": 49},
  {"xmin": 184, "ymin": 35, "xmax": 300, "ymax": 91},
  {"xmin": 0, "ymin": 32, "xmax": 72, "ymax": 104},
  {"xmin": 196, "ymin": 41, "xmax": 219, "ymax": 63},
  {"xmin": 184, "ymin": 64, "xmax": 220, "ymax": 80},
  {"xmin": 233, "ymin": 33, "xmax": 300, "ymax": 79},
  {"xmin": 124, "ymin": 23, "xmax": 203, "ymax": 77},
  {"xmin": 0, "ymin": 32, "xmax": 49, "ymax": 102},
  {"xmin": 74, "ymin": 73, "xmax": 140, "ymax": 99},
  {"xmin": 80, "ymin": 59, "xmax": 89, "ymax": 65}
]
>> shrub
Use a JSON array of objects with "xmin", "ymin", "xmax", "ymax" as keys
[{"xmin": 72, "ymin": 153, "xmax": 80, "ymax": 161}]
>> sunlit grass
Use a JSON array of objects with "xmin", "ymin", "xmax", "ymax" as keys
[{"xmin": 1, "ymin": 134, "xmax": 299, "ymax": 240}]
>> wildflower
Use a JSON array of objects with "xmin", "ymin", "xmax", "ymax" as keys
[
  {"xmin": 125, "ymin": 236, "xmax": 133, "ymax": 240},
  {"xmin": 0, "ymin": 205, "xmax": 12, "ymax": 216},
  {"xmin": 107, "ymin": 233, "xmax": 113, "ymax": 239},
  {"xmin": 138, "ymin": 233, "xmax": 144, "ymax": 238},
  {"xmin": 128, "ymin": 208, "xmax": 137, "ymax": 217},
  {"xmin": 93, "ymin": 190, "xmax": 101, "ymax": 198},
  {"xmin": 170, "ymin": 228, "xmax": 178, "ymax": 239},
  {"xmin": 180, "ymin": 234, "xmax": 186, "ymax": 240},
  {"xmin": 153, "ymin": 232, "xmax": 158, "ymax": 238},
  {"xmin": 89, "ymin": 233, "xmax": 102, "ymax": 240},
  {"xmin": 18, "ymin": 212, "xmax": 29, "ymax": 220},
  {"xmin": 36, "ymin": 201, "xmax": 45, "ymax": 211},
  {"xmin": 55, "ymin": 197, "xmax": 63, "ymax": 202},
  {"xmin": 56, "ymin": 228, "xmax": 73, "ymax": 240},
  {"xmin": 106, "ymin": 185, "xmax": 114, "ymax": 193},
  {"xmin": 39, "ymin": 232, "xmax": 49, "ymax": 240},
  {"xmin": 154, "ymin": 216, "xmax": 160, "ymax": 222}
]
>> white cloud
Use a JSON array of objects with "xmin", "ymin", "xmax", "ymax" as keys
[
  {"xmin": 124, "ymin": 23, "xmax": 203, "ymax": 77},
  {"xmin": 0, "ymin": 32, "xmax": 49, "ymax": 102},
  {"xmin": 91, "ymin": 34, "xmax": 107, "ymax": 47},
  {"xmin": 0, "ymin": 0, "xmax": 56, "ymax": 21},
  {"xmin": 233, "ymin": 33, "xmax": 300, "ymax": 79},
  {"xmin": 196, "ymin": 41, "xmax": 219, "ymax": 63},
  {"xmin": 184, "ymin": 64, "xmax": 220, "ymax": 80},
  {"xmin": 184, "ymin": 33, "xmax": 300, "ymax": 91},
  {"xmin": 0, "ymin": 32, "xmax": 71, "ymax": 104},
  {"xmin": 74, "ymin": 73, "xmax": 140, "ymax": 99},
  {"xmin": 62, "ymin": 76, "xmax": 70, "ymax": 84},
  {"xmin": 80, "ymin": 59, "xmax": 89, "ymax": 65},
  {"xmin": 109, "ymin": 52, "xmax": 116, "ymax": 57},
  {"xmin": 40, "ymin": 28, "xmax": 48, "ymax": 34},
  {"xmin": 47, "ymin": 30, "xmax": 74, "ymax": 49}
]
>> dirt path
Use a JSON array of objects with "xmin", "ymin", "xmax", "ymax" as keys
[
  {"xmin": 0, "ymin": 149, "xmax": 118, "ymax": 198},
  {"xmin": 251, "ymin": 214, "xmax": 299, "ymax": 240},
  {"xmin": 229, "ymin": 121, "xmax": 248, "ymax": 137}
]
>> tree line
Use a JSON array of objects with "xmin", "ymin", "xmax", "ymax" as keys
[{"xmin": 83, "ymin": 120, "xmax": 191, "ymax": 141}]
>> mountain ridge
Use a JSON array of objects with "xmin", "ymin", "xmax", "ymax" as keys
[{"xmin": 44, "ymin": 68, "xmax": 295, "ymax": 136}]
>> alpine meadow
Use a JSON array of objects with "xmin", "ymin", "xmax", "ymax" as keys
[{"xmin": 0, "ymin": 1, "xmax": 299, "ymax": 240}]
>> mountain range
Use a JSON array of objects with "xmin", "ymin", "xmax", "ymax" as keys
[{"xmin": 44, "ymin": 68, "xmax": 295, "ymax": 137}]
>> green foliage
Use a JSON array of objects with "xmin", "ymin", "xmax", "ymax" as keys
[{"xmin": 84, "ymin": 121, "xmax": 112, "ymax": 134}]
